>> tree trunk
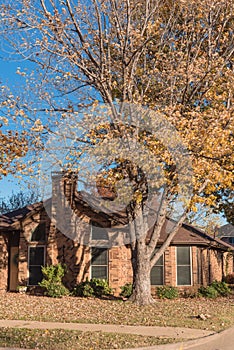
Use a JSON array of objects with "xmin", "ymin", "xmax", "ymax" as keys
[{"xmin": 129, "ymin": 242, "xmax": 155, "ymax": 305}]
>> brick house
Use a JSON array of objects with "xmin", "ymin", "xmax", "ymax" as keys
[{"xmin": 0, "ymin": 174, "xmax": 233, "ymax": 294}]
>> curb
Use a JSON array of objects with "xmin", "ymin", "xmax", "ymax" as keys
[{"xmin": 114, "ymin": 325, "xmax": 234, "ymax": 350}]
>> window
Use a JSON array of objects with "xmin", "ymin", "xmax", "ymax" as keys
[
  {"xmin": 91, "ymin": 222, "xmax": 108, "ymax": 240},
  {"xmin": 176, "ymin": 246, "xmax": 192, "ymax": 286},
  {"xmin": 31, "ymin": 222, "xmax": 46, "ymax": 242},
  {"xmin": 28, "ymin": 246, "xmax": 45, "ymax": 285},
  {"xmin": 91, "ymin": 247, "xmax": 108, "ymax": 279},
  {"xmin": 150, "ymin": 251, "xmax": 164, "ymax": 285}
]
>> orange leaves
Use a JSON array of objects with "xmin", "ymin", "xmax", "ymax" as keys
[{"xmin": 0, "ymin": 127, "xmax": 28, "ymax": 178}]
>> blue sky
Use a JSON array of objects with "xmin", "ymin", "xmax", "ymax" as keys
[{"xmin": 0, "ymin": 52, "xmax": 37, "ymax": 198}]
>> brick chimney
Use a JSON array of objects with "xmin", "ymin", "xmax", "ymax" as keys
[
  {"xmin": 50, "ymin": 171, "xmax": 91, "ymax": 245},
  {"xmin": 51, "ymin": 171, "xmax": 78, "ymax": 225}
]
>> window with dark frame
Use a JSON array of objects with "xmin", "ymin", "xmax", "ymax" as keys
[
  {"xmin": 91, "ymin": 247, "xmax": 108, "ymax": 280},
  {"xmin": 150, "ymin": 250, "xmax": 164, "ymax": 285},
  {"xmin": 176, "ymin": 246, "xmax": 192, "ymax": 286},
  {"xmin": 28, "ymin": 246, "xmax": 45, "ymax": 285},
  {"xmin": 31, "ymin": 222, "xmax": 46, "ymax": 242}
]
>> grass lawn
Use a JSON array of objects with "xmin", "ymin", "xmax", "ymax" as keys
[
  {"xmin": 0, "ymin": 328, "xmax": 181, "ymax": 350},
  {"xmin": 0, "ymin": 293, "xmax": 233, "ymax": 349}
]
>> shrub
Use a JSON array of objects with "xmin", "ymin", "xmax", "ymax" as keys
[
  {"xmin": 90, "ymin": 278, "xmax": 113, "ymax": 297},
  {"xmin": 120, "ymin": 283, "xmax": 133, "ymax": 298},
  {"xmin": 224, "ymin": 273, "xmax": 234, "ymax": 284},
  {"xmin": 73, "ymin": 282, "xmax": 94, "ymax": 297},
  {"xmin": 39, "ymin": 263, "xmax": 69, "ymax": 298},
  {"xmin": 73, "ymin": 278, "xmax": 113, "ymax": 298},
  {"xmin": 198, "ymin": 281, "xmax": 231, "ymax": 298},
  {"xmin": 156, "ymin": 286, "xmax": 178, "ymax": 299},
  {"xmin": 198, "ymin": 285, "xmax": 219, "ymax": 298},
  {"xmin": 210, "ymin": 280, "xmax": 231, "ymax": 296}
]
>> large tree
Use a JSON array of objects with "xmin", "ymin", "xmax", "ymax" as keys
[{"xmin": 1, "ymin": 0, "xmax": 233, "ymax": 304}]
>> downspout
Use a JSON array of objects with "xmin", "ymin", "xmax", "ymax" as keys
[
  {"xmin": 197, "ymin": 247, "xmax": 202, "ymax": 285},
  {"xmin": 221, "ymin": 251, "xmax": 225, "ymax": 281},
  {"xmin": 6, "ymin": 231, "xmax": 11, "ymax": 292},
  {"xmin": 208, "ymin": 247, "xmax": 212, "ymax": 284}
]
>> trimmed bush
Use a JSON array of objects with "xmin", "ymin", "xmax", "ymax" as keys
[
  {"xmin": 73, "ymin": 282, "xmax": 94, "ymax": 297},
  {"xmin": 39, "ymin": 263, "xmax": 69, "ymax": 298},
  {"xmin": 156, "ymin": 286, "xmax": 178, "ymax": 299},
  {"xmin": 198, "ymin": 281, "xmax": 231, "ymax": 298},
  {"xmin": 90, "ymin": 278, "xmax": 113, "ymax": 297},
  {"xmin": 210, "ymin": 280, "xmax": 231, "ymax": 296},
  {"xmin": 120, "ymin": 283, "xmax": 133, "ymax": 298},
  {"xmin": 198, "ymin": 285, "xmax": 219, "ymax": 298},
  {"xmin": 73, "ymin": 278, "xmax": 113, "ymax": 298}
]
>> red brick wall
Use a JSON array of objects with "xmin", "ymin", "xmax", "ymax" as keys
[
  {"xmin": 15, "ymin": 206, "xmax": 234, "ymax": 293},
  {"xmin": 47, "ymin": 226, "xmax": 91, "ymax": 288},
  {"xmin": 0, "ymin": 234, "xmax": 8, "ymax": 291},
  {"xmin": 109, "ymin": 245, "xmax": 132, "ymax": 294}
]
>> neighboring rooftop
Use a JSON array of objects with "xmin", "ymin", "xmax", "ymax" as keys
[{"xmin": 217, "ymin": 223, "xmax": 234, "ymax": 238}]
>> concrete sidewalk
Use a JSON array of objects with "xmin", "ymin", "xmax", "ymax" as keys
[
  {"xmin": 0, "ymin": 319, "xmax": 233, "ymax": 350},
  {"xmin": 0, "ymin": 319, "xmax": 213, "ymax": 339}
]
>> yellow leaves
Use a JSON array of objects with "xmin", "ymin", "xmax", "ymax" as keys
[
  {"xmin": 31, "ymin": 119, "xmax": 44, "ymax": 132},
  {"xmin": 19, "ymin": 110, "xmax": 25, "ymax": 116},
  {"xmin": 204, "ymin": 182, "xmax": 216, "ymax": 195},
  {"xmin": 16, "ymin": 68, "xmax": 26, "ymax": 76},
  {"xmin": 64, "ymin": 72, "xmax": 72, "ymax": 78},
  {"xmin": 0, "ymin": 127, "xmax": 28, "ymax": 178},
  {"xmin": 133, "ymin": 190, "xmax": 143, "ymax": 204},
  {"xmin": 1, "ymin": 169, "xmax": 7, "ymax": 176},
  {"xmin": 0, "ymin": 117, "xmax": 8, "ymax": 125}
]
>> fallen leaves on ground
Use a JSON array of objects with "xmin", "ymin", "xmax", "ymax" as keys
[{"xmin": 0, "ymin": 293, "xmax": 233, "ymax": 332}]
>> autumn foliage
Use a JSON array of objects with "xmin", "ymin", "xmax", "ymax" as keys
[
  {"xmin": 0, "ymin": 0, "xmax": 233, "ymax": 304},
  {"xmin": 0, "ymin": 128, "xmax": 27, "ymax": 178}
]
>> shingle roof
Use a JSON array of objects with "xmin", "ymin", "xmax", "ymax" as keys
[
  {"xmin": 0, "ymin": 202, "xmax": 45, "ymax": 230},
  {"xmin": 217, "ymin": 224, "xmax": 234, "ymax": 238}
]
